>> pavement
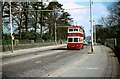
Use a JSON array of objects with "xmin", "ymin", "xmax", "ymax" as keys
[
  {"xmin": 1, "ymin": 44, "xmax": 120, "ymax": 78},
  {"xmin": 1, "ymin": 44, "xmax": 66, "ymax": 59},
  {"xmin": 47, "ymin": 44, "xmax": 120, "ymax": 78}
]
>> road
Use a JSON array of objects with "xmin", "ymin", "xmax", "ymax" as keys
[{"xmin": 2, "ymin": 45, "xmax": 90, "ymax": 77}]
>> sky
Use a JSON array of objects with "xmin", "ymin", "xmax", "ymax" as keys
[
  {"xmin": 3, "ymin": 0, "xmax": 117, "ymax": 36},
  {"xmin": 49, "ymin": 0, "xmax": 116, "ymax": 36}
]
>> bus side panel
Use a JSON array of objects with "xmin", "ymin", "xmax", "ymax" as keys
[{"xmin": 67, "ymin": 43, "xmax": 83, "ymax": 49}]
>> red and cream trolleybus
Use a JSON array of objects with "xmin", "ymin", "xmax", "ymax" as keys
[{"xmin": 67, "ymin": 26, "xmax": 84, "ymax": 49}]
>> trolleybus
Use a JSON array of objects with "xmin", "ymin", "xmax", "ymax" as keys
[{"xmin": 67, "ymin": 26, "xmax": 84, "ymax": 49}]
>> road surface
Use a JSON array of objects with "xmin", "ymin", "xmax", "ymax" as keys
[{"xmin": 2, "ymin": 45, "xmax": 90, "ymax": 77}]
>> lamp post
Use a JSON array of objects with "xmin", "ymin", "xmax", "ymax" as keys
[
  {"xmin": 9, "ymin": 1, "xmax": 14, "ymax": 52},
  {"xmin": 90, "ymin": 0, "xmax": 93, "ymax": 52}
]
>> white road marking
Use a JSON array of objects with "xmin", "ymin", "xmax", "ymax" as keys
[
  {"xmin": 86, "ymin": 67, "xmax": 99, "ymax": 70},
  {"xmin": 56, "ymin": 55, "xmax": 60, "ymax": 57},
  {"xmin": 68, "ymin": 52, "xmax": 70, "ymax": 54},
  {"xmin": 36, "ymin": 61, "xmax": 42, "ymax": 63}
]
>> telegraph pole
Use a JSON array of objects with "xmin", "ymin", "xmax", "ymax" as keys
[
  {"xmin": 52, "ymin": 0, "xmax": 57, "ymax": 45},
  {"xmin": 54, "ymin": 8, "xmax": 57, "ymax": 45},
  {"xmin": 9, "ymin": 1, "xmax": 14, "ymax": 52},
  {"xmin": 90, "ymin": 0, "xmax": 93, "ymax": 52},
  {"xmin": 55, "ymin": 20, "xmax": 57, "ymax": 44},
  {"xmin": 40, "ymin": 0, "xmax": 43, "ymax": 38}
]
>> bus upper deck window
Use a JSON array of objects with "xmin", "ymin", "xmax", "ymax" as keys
[
  {"xmin": 69, "ymin": 29, "xmax": 73, "ymax": 32},
  {"xmin": 74, "ymin": 29, "xmax": 78, "ymax": 32}
]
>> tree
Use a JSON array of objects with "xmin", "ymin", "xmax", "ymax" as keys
[
  {"xmin": 58, "ymin": 11, "xmax": 72, "ymax": 26},
  {"xmin": 97, "ymin": 1, "xmax": 120, "ymax": 45},
  {"xmin": 44, "ymin": 1, "xmax": 62, "ymax": 37},
  {"xmin": 2, "ymin": 1, "xmax": 73, "ymax": 42},
  {"xmin": 44, "ymin": 1, "xmax": 72, "ymax": 39}
]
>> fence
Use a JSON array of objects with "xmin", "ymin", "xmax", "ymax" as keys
[
  {"xmin": 105, "ymin": 38, "xmax": 117, "ymax": 50},
  {"xmin": 2, "ymin": 39, "xmax": 66, "ymax": 52},
  {"xmin": 105, "ymin": 38, "xmax": 120, "ymax": 64},
  {"xmin": 0, "ymin": 40, "xmax": 2, "ymax": 45},
  {"xmin": 0, "ymin": 40, "xmax": 2, "ymax": 52}
]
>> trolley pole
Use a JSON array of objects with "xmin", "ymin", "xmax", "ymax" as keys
[
  {"xmin": 9, "ymin": 1, "xmax": 14, "ymax": 52},
  {"xmin": 90, "ymin": 0, "xmax": 94, "ymax": 52}
]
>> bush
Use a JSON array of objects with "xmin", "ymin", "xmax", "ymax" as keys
[{"xmin": 42, "ymin": 33, "xmax": 54, "ymax": 41}]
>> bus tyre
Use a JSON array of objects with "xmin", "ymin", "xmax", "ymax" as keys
[
  {"xmin": 78, "ymin": 47, "xmax": 80, "ymax": 50},
  {"xmin": 82, "ymin": 46, "xmax": 84, "ymax": 49},
  {"xmin": 67, "ymin": 46, "xmax": 69, "ymax": 50}
]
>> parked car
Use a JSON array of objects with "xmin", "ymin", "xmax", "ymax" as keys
[{"xmin": 84, "ymin": 40, "xmax": 88, "ymax": 45}]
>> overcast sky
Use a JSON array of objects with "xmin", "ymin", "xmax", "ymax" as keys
[{"xmin": 49, "ymin": 0, "xmax": 116, "ymax": 36}]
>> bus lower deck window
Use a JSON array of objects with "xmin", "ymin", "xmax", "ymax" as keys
[
  {"xmin": 68, "ymin": 38, "xmax": 73, "ymax": 42},
  {"xmin": 74, "ymin": 38, "xmax": 78, "ymax": 42}
]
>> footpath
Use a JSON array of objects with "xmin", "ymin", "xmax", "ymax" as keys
[
  {"xmin": 48, "ymin": 44, "xmax": 120, "ymax": 78},
  {"xmin": 1, "ymin": 44, "xmax": 66, "ymax": 59}
]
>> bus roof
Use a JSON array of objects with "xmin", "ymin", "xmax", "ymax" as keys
[{"xmin": 68, "ymin": 26, "xmax": 81, "ymax": 28}]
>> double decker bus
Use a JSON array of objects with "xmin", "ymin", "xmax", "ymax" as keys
[{"xmin": 67, "ymin": 26, "xmax": 84, "ymax": 49}]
